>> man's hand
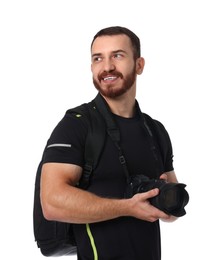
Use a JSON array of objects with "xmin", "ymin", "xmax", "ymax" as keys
[{"xmin": 126, "ymin": 188, "xmax": 170, "ymax": 222}]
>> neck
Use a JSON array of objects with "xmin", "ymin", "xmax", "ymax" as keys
[{"xmin": 101, "ymin": 92, "xmax": 136, "ymax": 118}]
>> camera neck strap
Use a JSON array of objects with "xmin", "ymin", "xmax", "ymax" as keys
[
  {"xmin": 94, "ymin": 93, "xmax": 161, "ymax": 183},
  {"xmin": 94, "ymin": 94, "xmax": 131, "ymax": 183}
]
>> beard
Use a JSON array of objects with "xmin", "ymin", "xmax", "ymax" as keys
[{"xmin": 93, "ymin": 66, "xmax": 136, "ymax": 98}]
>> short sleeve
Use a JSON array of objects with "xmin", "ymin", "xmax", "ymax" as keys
[{"xmin": 42, "ymin": 113, "xmax": 88, "ymax": 167}]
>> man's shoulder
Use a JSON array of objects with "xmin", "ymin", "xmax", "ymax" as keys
[
  {"xmin": 142, "ymin": 113, "xmax": 166, "ymax": 133},
  {"xmin": 64, "ymin": 97, "xmax": 106, "ymax": 132},
  {"xmin": 66, "ymin": 102, "xmax": 89, "ymax": 115}
]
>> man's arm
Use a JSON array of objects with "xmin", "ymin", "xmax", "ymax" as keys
[
  {"xmin": 40, "ymin": 162, "xmax": 170, "ymax": 224},
  {"xmin": 165, "ymin": 170, "xmax": 178, "ymax": 183}
]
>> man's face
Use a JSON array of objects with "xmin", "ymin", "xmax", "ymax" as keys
[{"xmin": 91, "ymin": 35, "xmax": 137, "ymax": 98}]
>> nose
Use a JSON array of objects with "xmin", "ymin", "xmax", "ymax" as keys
[{"xmin": 103, "ymin": 58, "xmax": 115, "ymax": 72}]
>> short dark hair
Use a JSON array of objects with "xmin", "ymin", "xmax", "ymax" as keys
[{"xmin": 91, "ymin": 26, "xmax": 141, "ymax": 59}]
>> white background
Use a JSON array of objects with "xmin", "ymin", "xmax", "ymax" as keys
[{"xmin": 1, "ymin": 0, "xmax": 223, "ymax": 259}]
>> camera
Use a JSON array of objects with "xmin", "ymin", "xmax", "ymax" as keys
[{"xmin": 127, "ymin": 174, "xmax": 189, "ymax": 217}]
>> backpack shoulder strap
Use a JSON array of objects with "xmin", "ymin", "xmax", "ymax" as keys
[
  {"xmin": 67, "ymin": 99, "xmax": 106, "ymax": 189},
  {"xmin": 142, "ymin": 113, "xmax": 170, "ymax": 167}
]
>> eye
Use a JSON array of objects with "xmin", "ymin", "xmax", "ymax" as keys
[
  {"xmin": 92, "ymin": 56, "xmax": 102, "ymax": 63},
  {"xmin": 113, "ymin": 53, "xmax": 123, "ymax": 59}
]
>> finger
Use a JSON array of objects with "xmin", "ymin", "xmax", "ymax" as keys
[
  {"xmin": 139, "ymin": 188, "xmax": 159, "ymax": 200},
  {"xmin": 159, "ymin": 173, "xmax": 167, "ymax": 182}
]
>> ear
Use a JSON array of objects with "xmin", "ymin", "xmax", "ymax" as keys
[{"xmin": 136, "ymin": 57, "xmax": 145, "ymax": 75}]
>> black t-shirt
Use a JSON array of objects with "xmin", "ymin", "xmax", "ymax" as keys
[{"xmin": 42, "ymin": 104, "xmax": 174, "ymax": 260}]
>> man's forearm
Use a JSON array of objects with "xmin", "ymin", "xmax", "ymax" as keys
[{"xmin": 41, "ymin": 185, "xmax": 130, "ymax": 224}]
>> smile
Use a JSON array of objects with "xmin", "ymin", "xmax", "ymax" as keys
[{"xmin": 103, "ymin": 76, "xmax": 117, "ymax": 81}]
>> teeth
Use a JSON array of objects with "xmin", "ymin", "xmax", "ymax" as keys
[{"xmin": 104, "ymin": 76, "xmax": 117, "ymax": 81}]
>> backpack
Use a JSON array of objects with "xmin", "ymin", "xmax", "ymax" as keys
[{"xmin": 33, "ymin": 93, "xmax": 168, "ymax": 257}]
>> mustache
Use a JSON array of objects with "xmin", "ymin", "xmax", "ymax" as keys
[{"xmin": 98, "ymin": 71, "xmax": 123, "ymax": 81}]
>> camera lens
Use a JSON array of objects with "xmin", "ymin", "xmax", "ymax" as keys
[
  {"xmin": 162, "ymin": 188, "xmax": 177, "ymax": 209},
  {"xmin": 156, "ymin": 183, "xmax": 189, "ymax": 217}
]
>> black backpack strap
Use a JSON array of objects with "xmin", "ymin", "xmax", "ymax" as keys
[
  {"xmin": 68, "ymin": 100, "xmax": 106, "ymax": 189},
  {"xmin": 134, "ymin": 101, "xmax": 164, "ymax": 177},
  {"xmin": 142, "ymin": 112, "xmax": 171, "ymax": 173},
  {"xmin": 82, "ymin": 101, "xmax": 107, "ymax": 188}
]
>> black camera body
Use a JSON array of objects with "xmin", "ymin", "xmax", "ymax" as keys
[{"xmin": 128, "ymin": 174, "xmax": 189, "ymax": 217}]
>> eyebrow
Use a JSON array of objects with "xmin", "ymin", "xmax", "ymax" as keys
[{"xmin": 91, "ymin": 49, "xmax": 127, "ymax": 59}]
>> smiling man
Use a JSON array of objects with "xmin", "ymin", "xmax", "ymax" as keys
[{"xmin": 39, "ymin": 26, "xmax": 179, "ymax": 260}]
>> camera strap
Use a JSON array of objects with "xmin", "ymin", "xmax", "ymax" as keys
[
  {"xmin": 94, "ymin": 94, "xmax": 131, "ymax": 183},
  {"xmin": 94, "ymin": 93, "xmax": 162, "ymax": 183}
]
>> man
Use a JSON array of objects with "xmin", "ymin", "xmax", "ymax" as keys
[{"xmin": 40, "ymin": 26, "xmax": 178, "ymax": 260}]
